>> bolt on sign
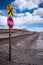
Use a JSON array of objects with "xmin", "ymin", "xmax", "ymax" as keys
[{"xmin": 7, "ymin": 4, "xmax": 14, "ymax": 17}]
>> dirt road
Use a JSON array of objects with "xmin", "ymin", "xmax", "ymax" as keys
[{"xmin": 0, "ymin": 32, "xmax": 43, "ymax": 65}]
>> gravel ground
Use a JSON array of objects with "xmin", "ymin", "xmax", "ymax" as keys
[{"xmin": 0, "ymin": 33, "xmax": 43, "ymax": 65}]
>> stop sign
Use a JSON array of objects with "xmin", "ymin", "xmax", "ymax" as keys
[{"xmin": 7, "ymin": 16, "xmax": 14, "ymax": 29}]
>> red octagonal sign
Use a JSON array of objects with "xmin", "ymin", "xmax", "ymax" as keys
[{"xmin": 7, "ymin": 16, "xmax": 14, "ymax": 29}]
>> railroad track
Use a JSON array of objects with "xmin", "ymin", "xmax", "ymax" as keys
[
  {"xmin": 0, "ymin": 32, "xmax": 39, "ymax": 65},
  {"xmin": 0, "ymin": 32, "xmax": 38, "ymax": 40},
  {"xmin": 0, "ymin": 32, "xmax": 39, "ymax": 44}
]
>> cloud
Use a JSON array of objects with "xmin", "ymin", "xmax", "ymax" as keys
[
  {"xmin": 14, "ymin": 12, "xmax": 43, "ymax": 25},
  {"xmin": 0, "ymin": 15, "xmax": 7, "ymax": 25},
  {"xmin": 12, "ymin": 0, "xmax": 38, "ymax": 11},
  {"xmin": 11, "ymin": 0, "xmax": 43, "ymax": 25},
  {"xmin": 32, "ymin": 0, "xmax": 43, "ymax": 4},
  {"xmin": 0, "ymin": 9, "xmax": 43, "ymax": 26},
  {"xmin": 0, "ymin": 10, "xmax": 8, "ymax": 16},
  {"xmin": 0, "ymin": 10, "xmax": 2, "ymax": 13},
  {"xmin": 32, "ymin": 15, "xmax": 43, "ymax": 23},
  {"xmin": 12, "ymin": 1, "xmax": 43, "ymax": 25},
  {"xmin": 0, "ymin": 0, "xmax": 43, "ymax": 32},
  {"xmin": 33, "ymin": 8, "xmax": 43, "ymax": 17},
  {"xmin": 14, "ymin": 13, "xmax": 25, "ymax": 17},
  {"xmin": 14, "ymin": 25, "xmax": 43, "ymax": 32},
  {"xmin": 30, "ymin": 28, "xmax": 43, "ymax": 32},
  {"xmin": 0, "ymin": 14, "xmax": 43, "ymax": 32},
  {"xmin": 14, "ymin": 25, "xmax": 27, "ymax": 30},
  {"xmin": 14, "ymin": 25, "xmax": 31, "ymax": 31}
]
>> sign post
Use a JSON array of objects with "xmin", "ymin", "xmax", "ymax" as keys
[
  {"xmin": 7, "ymin": 4, "xmax": 14, "ymax": 61},
  {"xmin": 9, "ymin": 28, "xmax": 11, "ymax": 61},
  {"xmin": 7, "ymin": 16, "xmax": 14, "ymax": 61}
]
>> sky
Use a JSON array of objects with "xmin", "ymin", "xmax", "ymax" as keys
[{"xmin": 0, "ymin": 0, "xmax": 43, "ymax": 32}]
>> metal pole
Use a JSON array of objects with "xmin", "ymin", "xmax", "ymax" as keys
[{"xmin": 9, "ymin": 29, "xmax": 11, "ymax": 61}]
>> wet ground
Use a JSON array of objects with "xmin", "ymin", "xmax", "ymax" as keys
[{"xmin": 0, "ymin": 32, "xmax": 43, "ymax": 65}]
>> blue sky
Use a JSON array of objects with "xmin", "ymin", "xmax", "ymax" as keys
[{"xmin": 0, "ymin": 0, "xmax": 43, "ymax": 32}]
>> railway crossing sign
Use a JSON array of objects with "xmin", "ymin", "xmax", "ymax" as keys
[
  {"xmin": 7, "ymin": 4, "xmax": 14, "ymax": 61},
  {"xmin": 7, "ymin": 4, "xmax": 14, "ymax": 17}
]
